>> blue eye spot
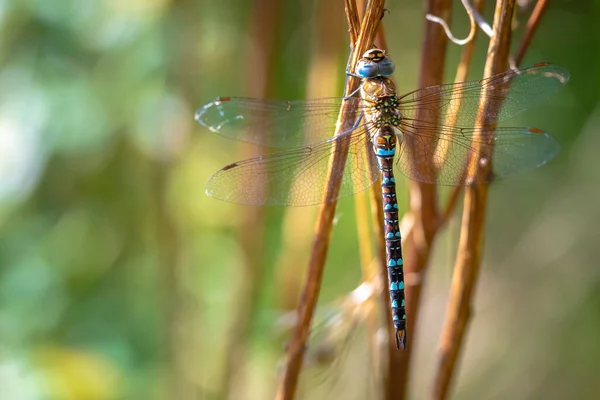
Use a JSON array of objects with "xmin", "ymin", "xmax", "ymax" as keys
[
  {"xmin": 379, "ymin": 60, "xmax": 395, "ymax": 76},
  {"xmin": 356, "ymin": 62, "xmax": 378, "ymax": 78}
]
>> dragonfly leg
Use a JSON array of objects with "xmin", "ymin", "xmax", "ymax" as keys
[
  {"xmin": 344, "ymin": 86, "xmax": 361, "ymax": 100},
  {"xmin": 342, "ymin": 50, "xmax": 353, "ymax": 96},
  {"xmin": 346, "ymin": 70, "xmax": 364, "ymax": 79},
  {"xmin": 350, "ymin": 112, "xmax": 364, "ymax": 128}
]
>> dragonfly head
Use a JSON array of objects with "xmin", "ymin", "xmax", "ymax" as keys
[{"xmin": 355, "ymin": 48, "xmax": 395, "ymax": 78}]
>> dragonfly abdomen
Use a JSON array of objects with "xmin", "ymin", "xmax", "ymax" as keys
[{"xmin": 372, "ymin": 123, "xmax": 407, "ymax": 350}]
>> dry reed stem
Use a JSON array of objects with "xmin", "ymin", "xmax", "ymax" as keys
[
  {"xmin": 349, "ymin": 0, "xmax": 384, "ymax": 382},
  {"xmin": 356, "ymin": 193, "xmax": 375, "ymax": 275},
  {"xmin": 514, "ymin": 0, "xmax": 550, "ymax": 66},
  {"xmin": 347, "ymin": 0, "xmax": 362, "ymax": 40},
  {"xmin": 354, "ymin": 187, "xmax": 383, "ymax": 378},
  {"xmin": 441, "ymin": 0, "xmax": 543, "ymax": 226},
  {"xmin": 371, "ymin": 19, "xmax": 390, "ymax": 308},
  {"xmin": 432, "ymin": 1, "xmax": 517, "ymax": 399},
  {"xmin": 439, "ymin": 0, "xmax": 486, "ymax": 228},
  {"xmin": 274, "ymin": 0, "xmax": 346, "ymax": 316},
  {"xmin": 275, "ymin": 1, "xmax": 386, "ymax": 399},
  {"xmin": 392, "ymin": 0, "xmax": 453, "ymax": 397},
  {"xmin": 367, "ymin": 20, "xmax": 409, "ymax": 400}
]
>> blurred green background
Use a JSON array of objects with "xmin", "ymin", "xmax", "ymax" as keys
[{"xmin": 0, "ymin": 0, "xmax": 598, "ymax": 399}]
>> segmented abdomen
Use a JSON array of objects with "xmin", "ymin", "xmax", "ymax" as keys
[{"xmin": 372, "ymin": 124, "xmax": 407, "ymax": 349}]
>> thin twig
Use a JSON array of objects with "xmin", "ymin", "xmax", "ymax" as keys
[
  {"xmin": 432, "ymin": 1, "xmax": 517, "ymax": 399},
  {"xmin": 426, "ymin": 0, "xmax": 493, "ymax": 45},
  {"xmin": 426, "ymin": 1, "xmax": 474, "ymax": 45},
  {"xmin": 513, "ymin": 0, "xmax": 550, "ymax": 66},
  {"xmin": 354, "ymin": 0, "xmax": 381, "ymax": 373},
  {"xmin": 274, "ymin": 1, "xmax": 386, "ymax": 399}
]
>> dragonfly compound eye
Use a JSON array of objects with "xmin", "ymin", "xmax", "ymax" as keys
[
  {"xmin": 378, "ymin": 59, "xmax": 395, "ymax": 76},
  {"xmin": 356, "ymin": 61, "xmax": 380, "ymax": 78}
]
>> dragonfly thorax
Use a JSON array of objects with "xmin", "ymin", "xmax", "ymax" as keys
[
  {"xmin": 361, "ymin": 77, "xmax": 397, "ymax": 100},
  {"xmin": 364, "ymin": 94, "xmax": 403, "ymax": 146}
]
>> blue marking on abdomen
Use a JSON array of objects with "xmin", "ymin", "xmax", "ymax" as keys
[
  {"xmin": 376, "ymin": 148, "xmax": 396, "ymax": 156},
  {"xmin": 388, "ymin": 258, "xmax": 402, "ymax": 266}
]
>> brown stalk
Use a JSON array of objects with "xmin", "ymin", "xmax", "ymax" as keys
[
  {"xmin": 356, "ymin": 0, "xmax": 400, "ymax": 386},
  {"xmin": 274, "ymin": 1, "xmax": 386, "ymax": 399},
  {"xmin": 392, "ymin": 0, "xmax": 453, "ymax": 397},
  {"xmin": 354, "ymin": 177, "xmax": 383, "ymax": 377},
  {"xmin": 220, "ymin": 0, "xmax": 280, "ymax": 398},
  {"xmin": 352, "ymin": 1, "xmax": 408, "ymax": 392},
  {"xmin": 347, "ymin": 0, "xmax": 362, "ymax": 40},
  {"xmin": 355, "ymin": 192, "xmax": 375, "ymax": 276},
  {"xmin": 441, "ymin": 0, "xmax": 549, "ymax": 222},
  {"xmin": 432, "ymin": 1, "xmax": 517, "ymax": 399},
  {"xmin": 514, "ymin": 0, "xmax": 550, "ymax": 66},
  {"xmin": 439, "ymin": 0, "xmax": 486, "ymax": 227},
  {"xmin": 441, "ymin": 0, "xmax": 543, "ymax": 226},
  {"xmin": 274, "ymin": 0, "xmax": 346, "ymax": 314},
  {"xmin": 366, "ymin": 18, "xmax": 411, "ymax": 400},
  {"xmin": 351, "ymin": 0, "xmax": 383, "ymax": 376}
]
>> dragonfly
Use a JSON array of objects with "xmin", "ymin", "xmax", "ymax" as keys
[{"xmin": 195, "ymin": 48, "xmax": 569, "ymax": 350}]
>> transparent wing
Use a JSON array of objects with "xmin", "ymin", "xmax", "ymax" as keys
[
  {"xmin": 396, "ymin": 120, "xmax": 560, "ymax": 185},
  {"xmin": 196, "ymin": 97, "xmax": 365, "ymax": 148},
  {"xmin": 205, "ymin": 124, "xmax": 379, "ymax": 206},
  {"xmin": 397, "ymin": 63, "xmax": 569, "ymax": 127}
]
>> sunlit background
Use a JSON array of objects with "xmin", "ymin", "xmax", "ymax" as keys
[{"xmin": 0, "ymin": 0, "xmax": 598, "ymax": 399}]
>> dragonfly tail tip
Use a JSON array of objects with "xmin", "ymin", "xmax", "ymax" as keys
[{"xmin": 395, "ymin": 329, "xmax": 407, "ymax": 350}]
